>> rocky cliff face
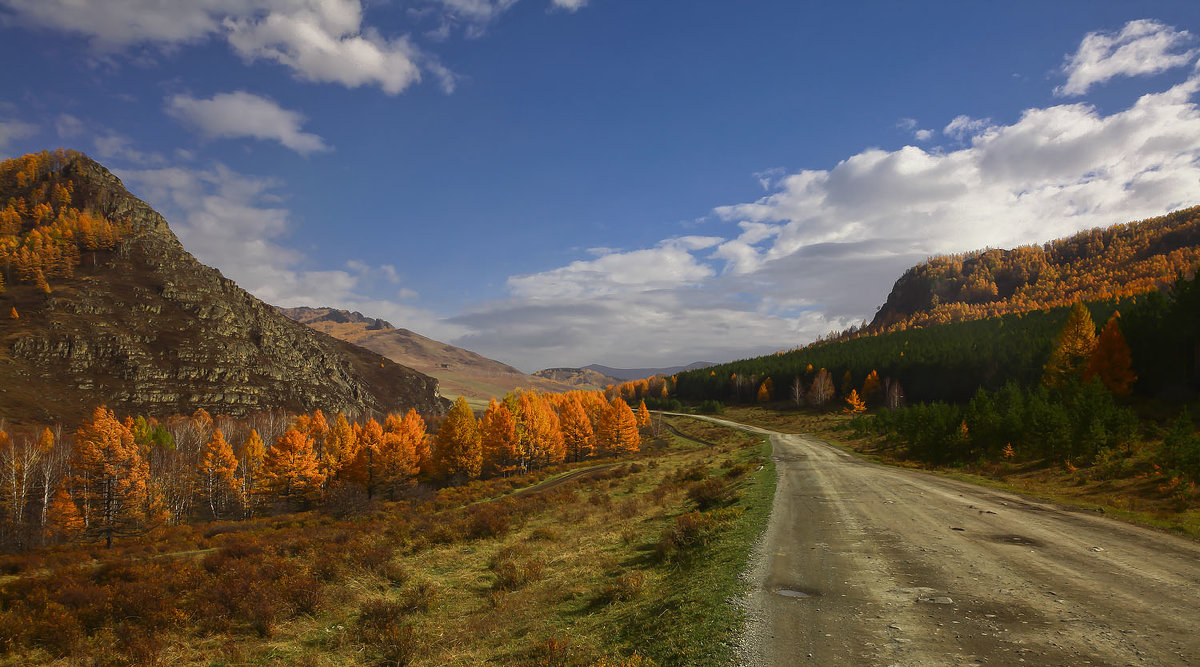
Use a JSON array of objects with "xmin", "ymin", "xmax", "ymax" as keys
[{"xmin": 0, "ymin": 154, "xmax": 446, "ymax": 424}]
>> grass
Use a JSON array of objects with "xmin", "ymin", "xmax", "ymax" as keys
[
  {"xmin": 0, "ymin": 418, "xmax": 776, "ymax": 666},
  {"xmin": 717, "ymin": 404, "xmax": 1200, "ymax": 540}
]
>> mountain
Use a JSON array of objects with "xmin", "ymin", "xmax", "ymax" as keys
[
  {"xmin": 869, "ymin": 206, "xmax": 1200, "ymax": 334},
  {"xmin": 531, "ymin": 367, "xmax": 624, "ymax": 389},
  {"xmin": 582, "ymin": 362, "xmax": 717, "ymax": 380},
  {"xmin": 0, "ymin": 151, "xmax": 445, "ymax": 424},
  {"xmin": 280, "ymin": 306, "xmax": 574, "ymax": 401}
]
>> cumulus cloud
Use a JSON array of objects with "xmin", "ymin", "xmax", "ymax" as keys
[
  {"xmin": 166, "ymin": 91, "xmax": 331, "ymax": 154},
  {"xmin": 118, "ymin": 160, "xmax": 464, "ymax": 342},
  {"xmin": 1056, "ymin": 19, "xmax": 1197, "ymax": 97},
  {"xmin": 457, "ymin": 69, "xmax": 1200, "ymax": 370},
  {"xmin": 897, "ymin": 117, "xmax": 935, "ymax": 142}
]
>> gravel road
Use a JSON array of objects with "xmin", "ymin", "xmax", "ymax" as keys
[{"xmin": 695, "ymin": 418, "xmax": 1200, "ymax": 666}]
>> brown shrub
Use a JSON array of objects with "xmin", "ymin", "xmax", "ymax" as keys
[
  {"xmin": 490, "ymin": 547, "xmax": 546, "ymax": 591},
  {"xmin": 687, "ymin": 478, "xmax": 734, "ymax": 510},
  {"xmin": 467, "ymin": 502, "xmax": 514, "ymax": 539},
  {"xmin": 600, "ymin": 570, "xmax": 645, "ymax": 603},
  {"xmin": 654, "ymin": 511, "xmax": 722, "ymax": 563},
  {"xmin": 400, "ymin": 581, "xmax": 438, "ymax": 614}
]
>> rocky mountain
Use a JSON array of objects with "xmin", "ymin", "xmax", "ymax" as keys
[
  {"xmin": 582, "ymin": 362, "xmax": 716, "ymax": 380},
  {"xmin": 0, "ymin": 151, "xmax": 445, "ymax": 424},
  {"xmin": 281, "ymin": 306, "xmax": 574, "ymax": 401},
  {"xmin": 531, "ymin": 367, "xmax": 624, "ymax": 389}
]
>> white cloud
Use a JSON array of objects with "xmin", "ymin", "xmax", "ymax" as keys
[
  {"xmin": 118, "ymin": 161, "xmax": 465, "ymax": 342},
  {"xmin": 166, "ymin": 91, "xmax": 331, "ymax": 154},
  {"xmin": 0, "ymin": 0, "xmax": 586, "ymax": 91},
  {"xmin": 54, "ymin": 114, "xmax": 83, "ymax": 139},
  {"xmin": 457, "ymin": 70, "xmax": 1200, "ymax": 370},
  {"xmin": 0, "ymin": 118, "xmax": 36, "ymax": 149},
  {"xmin": 943, "ymin": 114, "xmax": 992, "ymax": 142},
  {"xmin": 224, "ymin": 2, "xmax": 422, "ymax": 95},
  {"xmin": 913, "ymin": 128, "xmax": 934, "ymax": 141},
  {"xmin": 897, "ymin": 117, "xmax": 935, "ymax": 142},
  {"xmin": 1056, "ymin": 19, "xmax": 1197, "ymax": 97},
  {"xmin": 551, "ymin": 0, "xmax": 587, "ymax": 12},
  {"xmin": 93, "ymin": 132, "xmax": 165, "ymax": 165},
  {"xmin": 1, "ymin": 0, "xmax": 425, "ymax": 95}
]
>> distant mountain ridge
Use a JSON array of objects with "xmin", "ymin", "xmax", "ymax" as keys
[
  {"xmin": 583, "ymin": 362, "xmax": 717, "ymax": 380},
  {"xmin": 0, "ymin": 151, "xmax": 445, "ymax": 424},
  {"xmin": 531, "ymin": 367, "xmax": 624, "ymax": 389},
  {"xmin": 281, "ymin": 306, "xmax": 575, "ymax": 401}
]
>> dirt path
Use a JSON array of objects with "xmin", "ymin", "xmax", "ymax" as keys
[{"xmin": 675, "ymin": 415, "xmax": 1200, "ymax": 666}]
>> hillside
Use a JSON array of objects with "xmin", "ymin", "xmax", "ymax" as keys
[
  {"xmin": 532, "ymin": 366, "xmax": 624, "ymax": 389},
  {"xmin": 0, "ymin": 151, "xmax": 445, "ymax": 424},
  {"xmin": 583, "ymin": 362, "xmax": 716, "ymax": 380},
  {"xmin": 869, "ymin": 206, "xmax": 1200, "ymax": 333},
  {"xmin": 281, "ymin": 306, "xmax": 574, "ymax": 401}
]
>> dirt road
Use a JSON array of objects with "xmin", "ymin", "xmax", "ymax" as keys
[{"xmin": 692, "ymin": 418, "xmax": 1200, "ymax": 666}]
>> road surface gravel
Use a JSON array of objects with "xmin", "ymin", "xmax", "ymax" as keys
[{"xmin": 691, "ymin": 417, "xmax": 1200, "ymax": 666}]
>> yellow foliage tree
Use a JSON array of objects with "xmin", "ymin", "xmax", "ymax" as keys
[
  {"xmin": 434, "ymin": 397, "xmax": 482, "ymax": 482},
  {"xmin": 261, "ymin": 428, "xmax": 325, "ymax": 506},
  {"xmin": 597, "ymin": 398, "xmax": 640, "ymax": 456},
  {"xmin": 861, "ymin": 370, "xmax": 882, "ymax": 404},
  {"xmin": 196, "ymin": 429, "xmax": 240, "ymax": 518},
  {"xmin": 71, "ymin": 406, "xmax": 149, "ymax": 548},
  {"xmin": 46, "ymin": 487, "xmax": 83, "ymax": 542},
  {"xmin": 559, "ymin": 395, "xmax": 595, "ymax": 463},
  {"xmin": 1084, "ymin": 313, "xmax": 1136, "ymax": 396},
  {"xmin": 636, "ymin": 400, "xmax": 651, "ymax": 428},
  {"xmin": 843, "ymin": 389, "xmax": 867, "ymax": 414},
  {"xmin": 517, "ymin": 393, "xmax": 564, "ymax": 469},
  {"xmin": 480, "ymin": 399, "xmax": 521, "ymax": 476},
  {"xmin": 1042, "ymin": 302, "xmax": 1097, "ymax": 388}
]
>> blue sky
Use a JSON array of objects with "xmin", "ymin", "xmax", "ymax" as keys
[{"xmin": 2, "ymin": 2, "xmax": 1200, "ymax": 371}]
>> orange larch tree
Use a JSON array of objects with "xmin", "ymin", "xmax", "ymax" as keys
[
  {"xmin": 480, "ymin": 399, "xmax": 521, "ymax": 476},
  {"xmin": 347, "ymin": 418, "xmax": 387, "ymax": 499},
  {"xmin": 1042, "ymin": 302, "xmax": 1098, "ymax": 388},
  {"xmin": 434, "ymin": 397, "xmax": 482, "ymax": 483},
  {"xmin": 45, "ymin": 487, "xmax": 83, "ymax": 542},
  {"xmin": 862, "ymin": 370, "xmax": 882, "ymax": 405},
  {"xmin": 597, "ymin": 398, "xmax": 641, "ymax": 456},
  {"xmin": 1084, "ymin": 313, "xmax": 1136, "ymax": 396},
  {"xmin": 518, "ymin": 393, "xmax": 564, "ymax": 469},
  {"xmin": 559, "ymin": 395, "xmax": 594, "ymax": 463},
  {"xmin": 238, "ymin": 429, "xmax": 265, "ymax": 517},
  {"xmin": 70, "ymin": 406, "xmax": 150, "ymax": 548},
  {"xmin": 843, "ymin": 390, "xmax": 867, "ymax": 414},
  {"xmin": 261, "ymin": 427, "xmax": 325, "ymax": 508},
  {"xmin": 381, "ymin": 409, "xmax": 425, "ymax": 498},
  {"xmin": 636, "ymin": 400, "xmax": 652, "ymax": 428}
]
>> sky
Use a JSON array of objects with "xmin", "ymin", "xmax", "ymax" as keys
[{"xmin": 2, "ymin": 2, "xmax": 1200, "ymax": 372}]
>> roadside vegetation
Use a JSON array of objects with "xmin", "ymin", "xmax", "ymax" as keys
[{"xmin": 0, "ymin": 413, "xmax": 772, "ymax": 665}]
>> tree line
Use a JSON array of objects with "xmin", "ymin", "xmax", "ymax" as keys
[{"xmin": 0, "ymin": 389, "xmax": 654, "ymax": 551}]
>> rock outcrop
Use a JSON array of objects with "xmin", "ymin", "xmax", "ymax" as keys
[{"xmin": 0, "ymin": 153, "xmax": 446, "ymax": 424}]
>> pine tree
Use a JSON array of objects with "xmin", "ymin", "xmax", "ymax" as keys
[
  {"xmin": 261, "ymin": 428, "xmax": 325, "ymax": 507},
  {"xmin": 381, "ymin": 409, "xmax": 424, "ymax": 498},
  {"xmin": 1084, "ymin": 313, "xmax": 1136, "ymax": 396},
  {"xmin": 347, "ymin": 418, "xmax": 386, "ymax": 498},
  {"xmin": 434, "ymin": 397, "xmax": 482, "ymax": 482},
  {"xmin": 196, "ymin": 429, "xmax": 239, "ymax": 518},
  {"xmin": 71, "ymin": 406, "xmax": 149, "ymax": 548},
  {"xmin": 637, "ymin": 400, "xmax": 651, "ymax": 428},
  {"xmin": 323, "ymin": 412, "xmax": 357, "ymax": 480},
  {"xmin": 1043, "ymin": 302, "xmax": 1097, "ymax": 388}
]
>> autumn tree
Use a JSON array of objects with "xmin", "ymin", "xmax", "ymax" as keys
[
  {"xmin": 196, "ymin": 429, "xmax": 239, "ymax": 518},
  {"xmin": 45, "ymin": 487, "xmax": 83, "ymax": 542},
  {"xmin": 597, "ymin": 398, "xmax": 640, "ymax": 456},
  {"xmin": 839, "ymin": 370, "xmax": 855, "ymax": 397},
  {"xmin": 347, "ymin": 418, "xmax": 387, "ymax": 499},
  {"xmin": 70, "ymin": 407, "xmax": 150, "ymax": 548},
  {"xmin": 261, "ymin": 428, "xmax": 325, "ymax": 508},
  {"xmin": 517, "ymin": 393, "xmax": 564, "ymax": 469},
  {"xmin": 323, "ymin": 412, "xmax": 358, "ymax": 480},
  {"xmin": 559, "ymin": 395, "xmax": 595, "ymax": 463},
  {"xmin": 808, "ymin": 368, "xmax": 835, "ymax": 407},
  {"xmin": 843, "ymin": 389, "xmax": 867, "ymax": 414},
  {"xmin": 381, "ymin": 409, "xmax": 425, "ymax": 498},
  {"xmin": 1085, "ymin": 313, "xmax": 1136, "ymax": 396},
  {"xmin": 434, "ymin": 397, "xmax": 482, "ymax": 482},
  {"xmin": 1043, "ymin": 302, "xmax": 1097, "ymax": 388},
  {"xmin": 238, "ymin": 429, "xmax": 265, "ymax": 517},
  {"xmin": 862, "ymin": 370, "xmax": 882, "ymax": 405},
  {"xmin": 480, "ymin": 399, "xmax": 521, "ymax": 476},
  {"xmin": 637, "ymin": 400, "xmax": 652, "ymax": 428},
  {"xmin": 790, "ymin": 377, "xmax": 805, "ymax": 407},
  {"xmin": 756, "ymin": 381, "xmax": 771, "ymax": 402}
]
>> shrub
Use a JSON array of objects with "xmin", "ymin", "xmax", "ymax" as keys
[
  {"xmin": 687, "ymin": 478, "xmax": 734, "ymax": 510},
  {"xmin": 467, "ymin": 503, "xmax": 514, "ymax": 539},
  {"xmin": 600, "ymin": 570, "xmax": 645, "ymax": 603},
  {"xmin": 356, "ymin": 599, "xmax": 419, "ymax": 666},
  {"xmin": 698, "ymin": 400, "xmax": 724, "ymax": 414},
  {"xmin": 400, "ymin": 581, "xmax": 439, "ymax": 614},
  {"xmin": 491, "ymin": 549, "xmax": 546, "ymax": 591},
  {"xmin": 654, "ymin": 510, "xmax": 726, "ymax": 563}
]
